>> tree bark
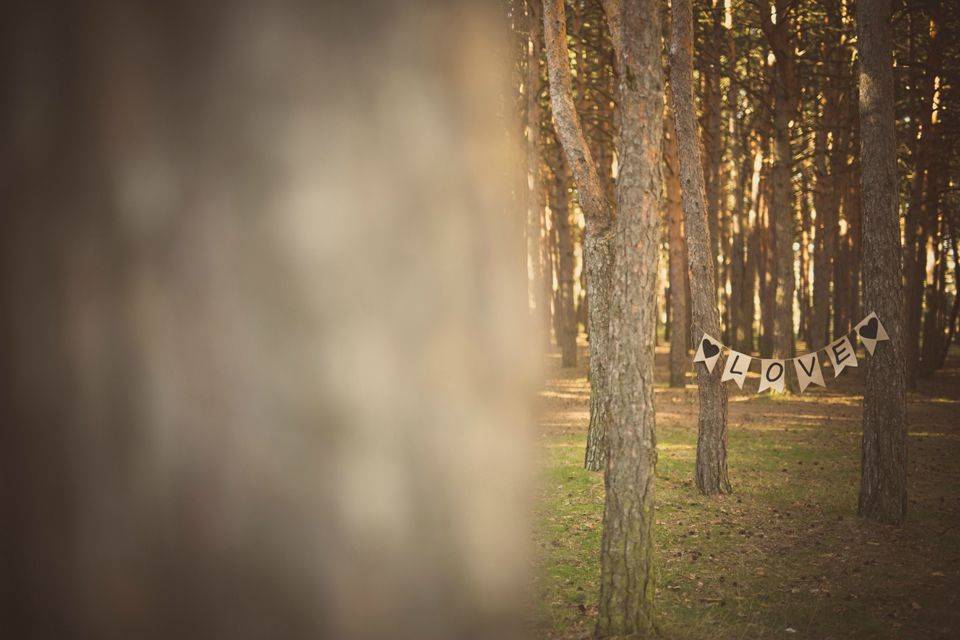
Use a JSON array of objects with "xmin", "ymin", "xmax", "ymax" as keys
[
  {"xmin": 670, "ymin": 0, "xmax": 731, "ymax": 495},
  {"xmin": 903, "ymin": 1, "xmax": 943, "ymax": 389},
  {"xmin": 550, "ymin": 152, "xmax": 579, "ymax": 367},
  {"xmin": 542, "ymin": 0, "xmax": 615, "ymax": 472},
  {"xmin": 665, "ymin": 108, "xmax": 689, "ymax": 388},
  {"xmin": 762, "ymin": 0, "xmax": 799, "ymax": 375},
  {"xmin": 594, "ymin": 0, "xmax": 662, "ymax": 635},
  {"xmin": 812, "ymin": 95, "xmax": 840, "ymax": 349},
  {"xmin": 856, "ymin": 0, "xmax": 907, "ymax": 524}
]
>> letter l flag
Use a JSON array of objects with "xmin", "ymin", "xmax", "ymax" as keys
[{"xmin": 720, "ymin": 350, "xmax": 751, "ymax": 389}]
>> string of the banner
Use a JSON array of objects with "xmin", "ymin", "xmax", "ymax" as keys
[
  {"xmin": 694, "ymin": 327, "xmax": 859, "ymax": 371},
  {"xmin": 693, "ymin": 312, "xmax": 887, "ymax": 371}
]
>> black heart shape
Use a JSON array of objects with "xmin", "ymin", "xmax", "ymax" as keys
[
  {"xmin": 702, "ymin": 338, "xmax": 719, "ymax": 358},
  {"xmin": 859, "ymin": 317, "xmax": 878, "ymax": 340}
]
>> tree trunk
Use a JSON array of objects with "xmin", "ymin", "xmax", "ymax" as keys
[
  {"xmin": 856, "ymin": 0, "xmax": 907, "ymax": 524},
  {"xmin": 903, "ymin": 1, "xmax": 943, "ymax": 389},
  {"xmin": 665, "ymin": 108, "xmax": 689, "ymax": 388},
  {"xmin": 525, "ymin": 0, "xmax": 551, "ymax": 346},
  {"xmin": 595, "ymin": 0, "xmax": 662, "ymax": 635},
  {"xmin": 741, "ymin": 146, "xmax": 764, "ymax": 353},
  {"xmin": 919, "ymin": 156, "xmax": 946, "ymax": 377},
  {"xmin": 670, "ymin": 0, "xmax": 731, "ymax": 495},
  {"xmin": 542, "ymin": 0, "xmax": 615, "ymax": 472},
  {"xmin": 0, "ymin": 1, "xmax": 533, "ymax": 636},
  {"xmin": 812, "ymin": 124, "xmax": 838, "ymax": 348},
  {"xmin": 548, "ymin": 132, "xmax": 579, "ymax": 367},
  {"xmin": 762, "ymin": 0, "xmax": 799, "ymax": 374}
]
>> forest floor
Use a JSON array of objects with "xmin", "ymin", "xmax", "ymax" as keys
[{"xmin": 532, "ymin": 340, "xmax": 960, "ymax": 640}]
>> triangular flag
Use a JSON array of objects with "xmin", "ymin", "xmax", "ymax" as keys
[
  {"xmin": 793, "ymin": 352, "xmax": 825, "ymax": 393},
  {"xmin": 720, "ymin": 350, "xmax": 751, "ymax": 389},
  {"xmin": 854, "ymin": 312, "xmax": 889, "ymax": 355},
  {"xmin": 826, "ymin": 335, "xmax": 858, "ymax": 377},
  {"xmin": 758, "ymin": 359, "xmax": 787, "ymax": 393},
  {"xmin": 693, "ymin": 333, "xmax": 722, "ymax": 373}
]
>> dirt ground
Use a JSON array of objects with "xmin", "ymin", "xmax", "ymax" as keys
[{"xmin": 533, "ymin": 340, "xmax": 960, "ymax": 639}]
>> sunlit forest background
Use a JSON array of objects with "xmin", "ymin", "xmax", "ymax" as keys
[
  {"xmin": 512, "ymin": 0, "xmax": 958, "ymax": 378},
  {"xmin": 508, "ymin": 0, "xmax": 960, "ymax": 637}
]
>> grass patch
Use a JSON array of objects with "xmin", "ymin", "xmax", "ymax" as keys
[{"xmin": 533, "ymin": 349, "xmax": 960, "ymax": 639}]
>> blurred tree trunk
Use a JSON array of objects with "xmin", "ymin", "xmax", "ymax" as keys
[
  {"xmin": 919, "ymin": 153, "xmax": 947, "ymax": 377},
  {"xmin": 550, "ymin": 150, "xmax": 579, "ymax": 366},
  {"xmin": 903, "ymin": 1, "xmax": 943, "ymax": 389},
  {"xmin": 941, "ymin": 223, "xmax": 960, "ymax": 367},
  {"xmin": 700, "ymin": 4, "xmax": 724, "ymax": 296},
  {"xmin": 0, "ymin": 1, "xmax": 533, "ymax": 637},
  {"xmin": 857, "ymin": 0, "xmax": 907, "ymax": 524},
  {"xmin": 670, "ymin": 0, "xmax": 730, "ymax": 495},
  {"xmin": 798, "ymin": 169, "xmax": 812, "ymax": 345},
  {"xmin": 595, "ymin": 0, "xmax": 662, "ymax": 635},
  {"xmin": 665, "ymin": 107, "xmax": 689, "ymax": 388},
  {"xmin": 762, "ymin": 0, "xmax": 799, "ymax": 372},
  {"xmin": 525, "ymin": 0, "xmax": 552, "ymax": 347},
  {"xmin": 542, "ymin": 0, "xmax": 615, "ymax": 472},
  {"xmin": 741, "ymin": 145, "xmax": 764, "ymax": 354},
  {"xmin": 759, "ymin": 175, "xmax": 776, "ymax": 358},
  {"xmin": 811, "ymin": 26, "xmax": 842, "ymax": 349}
]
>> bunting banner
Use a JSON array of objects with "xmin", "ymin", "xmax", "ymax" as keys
[{"xmin": 693, "ymin": 312, "xmax": 889, "ymax": 394}]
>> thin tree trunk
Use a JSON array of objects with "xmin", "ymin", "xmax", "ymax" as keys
[
  {"xmin": 525, "ymin": 0, "xmax": 551, "ymax": 346},
  {"xmin": 812, "ymin": 124, "xmax": 838, "ymax": 348},
  {"xmin": 670, "ymin": 0, "xmax": 731, "ymax": 495},
  {"xmin": 741, "ymin": 145, "xmax": 764, "ymax": 353},
  {"xmin": 595, "ymin": 0, "xmax": 662, "ymax": 635},
  {"xmin": 848, "ymin": 173, "xmax": 862, "ymax": 326},
  {"xmin": 551, "ymin": 153, "xmax": 579, "ymax": 366},
  {"xmin": 759, "ymin": 170, "xmax": 777, "ymax": 358},
  {"xmin": 857, "ymin": 0, "xmax": 907, "ymax": 524},
  {"xmin": 903, "ymin": 1, "xmax": 943, "ymax": 389},
  {"xmin": 542, "ymin": 0, "xmax": 615, "ymax": 472},
  {"xmin": 665, "ymin": 107, "xmax": 689, "ymax": 388},
  {"xmin": 762, "ymin": 0, "xmax": 799, "ymax": 375}
]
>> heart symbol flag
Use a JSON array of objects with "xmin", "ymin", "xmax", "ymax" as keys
[
  {"xmin": 858, "ymin": 317, "xmax": 878, "ymax": 340},
  {"xmin": 702, "ymin": 339, "xmax": 720, "ymax": 358},
  {"xmin": 854, "ymin": 312, "xmax": 889, "ymax": 355},
  {"xmin": 694, "ymin": 333, "xmax": 723, "ymax": 373}
]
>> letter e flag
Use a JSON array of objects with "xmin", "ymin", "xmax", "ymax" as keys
[{"xmin": 827, "ymin": 335, "xmax": 858, "ymax": 377}]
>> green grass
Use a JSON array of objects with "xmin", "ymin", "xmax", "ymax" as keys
[{"xmin": 533, "ymin": 375, "xmax": 960, "ymax": 639}]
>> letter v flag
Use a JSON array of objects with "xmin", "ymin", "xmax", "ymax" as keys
[
  {"xmin": 693, "ymin": 333, "xmax": 722, "ymax": 373},
  {"xmin": 794, "ymin": 352, "xmax": 825, "ymax": 393},
  {"xmin": 720, "ymin": 350, "xmax": 751, "ymax": 389}
]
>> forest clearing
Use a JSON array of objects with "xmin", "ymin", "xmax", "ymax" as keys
[{"xmin": 533, "ymin": 344, "xmax": 960, "ymax": 639}]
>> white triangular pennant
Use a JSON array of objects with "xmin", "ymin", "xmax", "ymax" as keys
[
  {"xmin": 793, "ymin": 352, "xmax": 826, "ymax": 393},
  {"xmin": 853, "ymin": 312, "xmax": 889, "ymax": 355},
  {"xmin": 758, "ymin": 359, "xmax": 787, "ymax": 393},
  {"xmin": 720, "ymin": 350, "xmax": 751, "ymax": 389},
  {"xmin": 693, "ymin": 333, "xmax": 722, "ymax": 373},
  {"xmin": 826, "ymin": 335, "xmax": 858, "ymax": 377}
]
